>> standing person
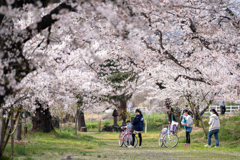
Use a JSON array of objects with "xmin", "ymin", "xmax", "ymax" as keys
[
  {"xmin": 181, "ymin": 109, "xmax": 193, "ymax": 147},
  {"xmin": 220, "ymin": 101, "xmax": 226, "ymax": 115},
  {"xmin": 128, "ymin": 109, "xmax": 144, "ymax": 148},
  {"xmin": 205, "ymin": 109, "xmax": 220, "ymax": 148}
]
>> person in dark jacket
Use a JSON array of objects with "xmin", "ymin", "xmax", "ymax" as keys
[
  {"xmin": 220, "ymin": 101, "xmax": 226, "ymax": 115},
  {"xmin": 128, "ymin": 109, "xmax": 144, "ymax": 148}
]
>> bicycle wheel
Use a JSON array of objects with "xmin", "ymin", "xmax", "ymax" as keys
[
  {"xmin": 119, "ymin": 132, "xmax": 124, "ymax": 147},
  {"xmin": 158, "ymin": 132, "xmax": 164, "ymax": 147},
  {"xmin": 163, "ymin": 133, "xmax": 179, "ymax": 148},
  {"xmin": 123, "ymin": 134, "xmax": 138, "ymax": 147}
]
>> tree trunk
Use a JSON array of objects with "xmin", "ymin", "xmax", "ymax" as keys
[
  {"xmin": 194, "ymin": 106, "xmax": 201, "ymax": 127},
  {"xmin": 59, "ymin": 119, "xmax": 62, "ymax": 133},
  {"xmin": 194, "ymin": 117, "xmax": 200, "ymax": 127},
  {"xmin": 24, "ymin": 124, "xmax": 27, "ymax": 136},
  {"xmin": 167, "ymin": 107, "xmax": 176, "ymax": 123},
  {"xmin": 118, "ymin": 100, "xmax": 127, "ymax": 120},
  {"xmin": 51, "ymin": 117, "xmax": 59, "ymax": 128},
  {"xmin": 15, "ymin": 121, "xmax": 22, "ymax": 141},
  {"xmin": 11, "ymin": 112, "xmax": 14, "ymax": 157},
  {"xmin": 75, "ymin": 112, "xmax": 78, "ymax": 135},
  {"xmin": 80, "ymin": 127, "xmax": 87, "ymax": 132},
  {"xmin": 78, "ymin": 111, "xmax": 87, "ymax": 132},
  {"xmin": 98, "ymin": 120, "xmax": 101, "ymax": 132},
  {"xmin": 32, "ymin": 105, "xmax": 54, "ymax": 133},
  {"xmin": 199, "ymin": 115, "xmax": 207, "ymax": 137},
  {"xmin": 23, "ymin": 111, "xmax": 27, "ymax": 137},
  {"xmin": 0, "ymin": 109, "xmax": 5, "ymax": 158}
]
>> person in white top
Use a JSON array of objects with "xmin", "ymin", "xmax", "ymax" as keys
[{"xmin": 205, "ymin": 109, "xmax": 220, "ymax": 148}]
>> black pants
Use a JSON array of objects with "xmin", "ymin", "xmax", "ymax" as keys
[
  {"xmin": 186, "ymin": 132, "xmax": 190, "ymax": 144},
  {"xmin": 132, "ymin": 133, "xmax": 142, "ymax": 146},
  {"xmin": 220, "ymin": 106, "xmax": 226, "ymax": 115}
]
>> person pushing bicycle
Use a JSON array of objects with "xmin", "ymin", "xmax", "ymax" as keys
[{"xmin": 128, "ymin": 109, "xmax": 144, "ymax": 148}]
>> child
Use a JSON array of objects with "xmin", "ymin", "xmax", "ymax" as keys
[
  {"xmin": 181, "ymin": 109, "xmax": 193, "ymax": 147},
  {"xmin": 121, "ymin": 121, "xmax": 132, "ymax": 144},
  {"xmin": 129, "ymin": 109, "xmax": 144, "ymax": 148},
  {"xmin": 121, "ymin": 120, "xmax": 132, "ymax": 135}
]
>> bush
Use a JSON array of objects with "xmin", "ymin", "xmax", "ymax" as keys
[
  {"xmin": 86, "ymin": 124, "xmax": 97, "ymax": 129},
  {"xmin": 103, "ymin": 121, "xmax": 111, "ymax": 125},
  {"xmin": 0, "ymin": 155, "xmax": 11, "ymax": 160}
]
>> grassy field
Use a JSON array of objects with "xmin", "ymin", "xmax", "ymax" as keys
[
  {"xmin": 85, "ymin": 113, "xmax": 167, "ymax": 132},
  {"xmin": 2, "ymin": 113, "xmax": 240, "ymax": 160}
]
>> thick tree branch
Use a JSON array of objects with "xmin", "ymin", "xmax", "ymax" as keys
[
  {"xmin": 10, "ymin": 0, "xmax": 60, "ymax": 8},
  {"xmin": 154, "ymin": 30, "xmax": 164, "ymax": 50},
  {"xmin": 175, "ymin": 75, "xmax": 211, "ymax": 85},
  {"xmin": 191, "ymin": 36, "xmax": 211, "ymax": 50},
  {"xmin": 23, "ymin": 2, "xmax": 77, "ymax": 43},
  {"xmin": 225, "ymin": 8, "xmax": 240, "ymax": 28}
]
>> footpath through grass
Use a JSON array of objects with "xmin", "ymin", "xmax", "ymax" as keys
[{"xmin": 3, "ymin": 114, "xmax": 240, "ymax": 160}]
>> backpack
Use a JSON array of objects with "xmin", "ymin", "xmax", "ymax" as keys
[
  {"xmin": 162, "ymin": 128, "xmax": 168, "ymax": 135},
  {"xmin": 170, "ymin": 124, "xmax": 177, "ymax": 133}
]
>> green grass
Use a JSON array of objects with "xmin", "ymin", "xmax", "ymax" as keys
[
  {"xmin": 199, "ymin": 114, "xmax": 240, "ymax": 141},
  {"xmin": 2, "ymin": 113, "xmax": 240, "ymax": 160}
]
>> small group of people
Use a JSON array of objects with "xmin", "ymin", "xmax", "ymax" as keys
[
  {"xmin": 123, "ymin": 105, "xmax": 222, "ymax": 149},
  {"xmin": 181, "ymin": 108, "xmax": 220, "ymax": 148}
]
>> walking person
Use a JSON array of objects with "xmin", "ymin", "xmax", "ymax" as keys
[
  {"xmin": 128, "ymin": 109, "xmax": 144, "ymax": 148},
  {"xmin": 220, "ymin": 101, "xmax": 226, "ymax": 115},
  {"xmin": 205, "ymin": 109, "xmax": 220, "ymax": 148},
  {"xmin": 181, "ymin": 109, "xmax": 193, "ymax": 147}
]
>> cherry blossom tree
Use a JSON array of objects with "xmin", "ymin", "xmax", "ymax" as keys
[{"xmin": 0, "ymin": 0, "xmax": 240, "ymax": 157}]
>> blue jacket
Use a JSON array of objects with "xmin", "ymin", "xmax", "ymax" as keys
[
  {"xmin": 182, "ymin": 115, "xmax": 193, "ymax": 133},
  {"xmin": 132, "ymin": 114, "xmax": 144, "ymax": 131}
]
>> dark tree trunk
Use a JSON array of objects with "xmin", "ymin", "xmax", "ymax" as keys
[
  {"xmin": 165, "ymin": 98, "xmax": 176, "ymax": 123},
  {"xmin": 173, "ymin": 107, "xmax": 181, "ymax": 123},
  {"xmin": 167, "ymin": 108, "xmax": 176, "ymax": 123},
  {"xmin": 24, "ymin": 125, "xmax": 27, "ymax": 136},
  {"xmin": 11, "ymin": 112, "xmax": 14, "ymax": 157},
  {"xmin": 23, "ymin": 111, "xmax": 27, "ymax": 137},
  {"xmin": 32, "ymin": 105, "xmax": 54, "ymax": 133},
  {"xmin": 194, "ymin": 116, "xmax": 200, "ymax": 127},
  {"xmin": 0, "ymin": 109, "xmax": 4, "ymax": 157},
  {"xmin": 63, "ymin": 114, "xmax": 75, "ymax": 123},
  {"xmin": 15, "ymin": 121, "xmax": 22, "ymax": 141},
  {"xmin": 77, "ymin": 111, "xmax": 87, "ymax": 132},
  {"xmin": 75, "ymin": 112, "xmax": 78, "ymax": 135},
  {"xmin": 192, "ymin": 105, "xmax": 200, "ymax": 127},
  {"xmin": 51, "ymin": 117, "xmax": 59, "ymax": 128},
  {"xmin": 118, "ymin": 100, "xmax": 127, "ymax": 120}
]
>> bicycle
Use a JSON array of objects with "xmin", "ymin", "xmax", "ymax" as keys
[
  {"xmin": 159, "ymin": 121, "xmax": 179, "ymax": 148},
  {"xmin": 119, "ymin": 129, "xmax": 138, "ymax": 147}
]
